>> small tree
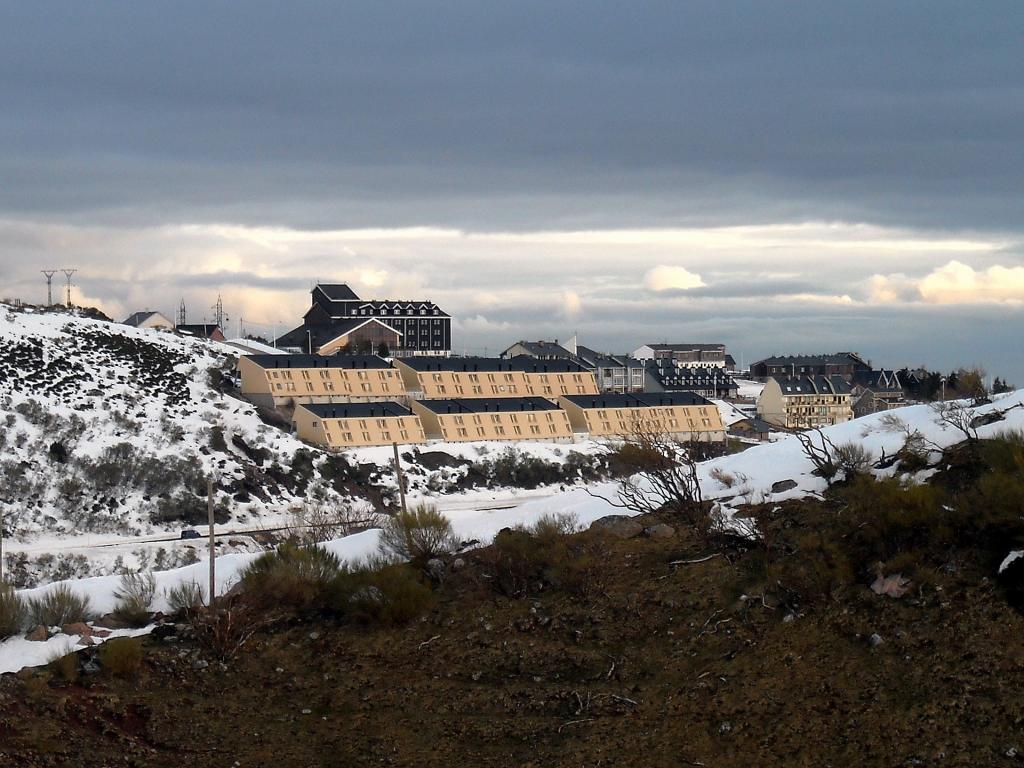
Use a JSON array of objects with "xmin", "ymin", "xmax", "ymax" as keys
[
  {"xmin": 596, "ymin": 423, "xmax": 707, "ymax": 525},
  {"xmin": 794, "ymin": 428, "xmax": 841, "ymax": 485},
  {"xmin": 376, "ymin": 342, "xmax": 390, "ymax": 357},
  {"xmin": 956, "ymin": 367, "xmax": 989, "ymax": 405},
  {"xmin": 931, "ymin": 400, "xmax": 980, "ymax": 445}
]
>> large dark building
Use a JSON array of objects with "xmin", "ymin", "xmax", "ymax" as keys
[
  {"xmin": 750, "ymin": 352, "xmax": 870, "ymax": 381},
  {"xmin": 276, "ymin": 283, "xmax": 452, "ymax": 356}
]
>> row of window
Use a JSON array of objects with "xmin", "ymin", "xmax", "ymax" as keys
[
  {"xmin": 269, "ymin": 369, "xmax": 397, "ymax": 381},
  {"xmin": 445, "ymin": 412, "xmax": 559, "ymax": 426},
  {"xmin": 350, "ymin": 307, "xmax": 443, "ymax": 316},
  {"xmin": 275, "ymin": 381, "xmax": 385, "ymax": 393}
]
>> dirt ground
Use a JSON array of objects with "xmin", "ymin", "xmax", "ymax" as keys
[{"xmin": 2, "ymin": 510, "xmax": 1023, "ymax": 768}]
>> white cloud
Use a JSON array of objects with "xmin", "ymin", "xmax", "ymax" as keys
[
  {"xmin": 918, "ymin": 260, "xmax": 1024, "ymax": 304},
  {"xmin": 561, "ymin": 290, "xmax": 583, "ymax": 318},
  {"xmin": 643, "ymin": 265, "xmax": 706, "ymax": 292},
  {"xmin": 870, "ymin": 260, "xmax": 1024, "ymax": 305}
]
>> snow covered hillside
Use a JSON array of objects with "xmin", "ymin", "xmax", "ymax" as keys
[
  {"xmin": 0, "ymin": 306, "xmax": 610, "ymax": 584},
  {"xmin": 0, "ymin": 306, "xmax": 336, "ymax": 537}
]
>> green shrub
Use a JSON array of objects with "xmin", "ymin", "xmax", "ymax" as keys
[
  {"xmin": 378, "ymin": 503, "xmax": 458, "ymax": 564},
  {"xmin": 28, "ymin": 584, "xmax": 92, "ymax": 627},
  {"xmin": 112, "ymin": 571, "xmax": 156, "ymax": 627},
  {"xmin": 47, "ymin": 647, "xmax": 79, "ymax": 683},
  {"xmin": 165, "ymin": 580, "xmax": 206, "ymax": 615},
  {"xmin": 240, "ymin": 540, "xmax": 342, "ymax": 612},
  {"xmin": 475, "ymin": 520, "xmax": 605, "ymax": 599},
  {"xmin": 342, "ymin": 560, "xmax": 435, "ymax": 626},
  {"xmin": 955, "ymin": 470, "xmax": 1024, "ymax": 556},
  {"xmin": 99, "ymin": 637, "xmax": 144, "ymax": 677},
  {"xmin": 835, "ymin": 476, "xmax": 948, "ymax": 569},
  {"xmin": 0, "ymin": 581, "xmax": 27, "ymax": 638},
  {"xmin": 771, "ymin": 529, "xmax": 854, "ymax": 605}
]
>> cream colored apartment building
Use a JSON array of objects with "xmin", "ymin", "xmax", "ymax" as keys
[
  {"xmin": 411, "ymin": 397, "xmax": 575, "ymax": 442},
  {"xmin": 239, "ymin": 354, "xmax": 405, "ymax": 407},
  {"xmin": 559, "ymin": 392, "xmax": 726, "ymax": 441},
  {"xmin": 757, "ymin": 375, "xmax": 853, "ymax": 429},
  {"xmin": 293, "ymin": 402, "xmax": 425, "ymax": 449},
  {"xmin": 394, "ymin": 357, "xmax": 599, "ymax": 401}
]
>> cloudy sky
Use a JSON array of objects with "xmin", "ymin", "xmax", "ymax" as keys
[{"xmin": 1, "ymin": 2, "xmax": 1022, "ymax": 380}]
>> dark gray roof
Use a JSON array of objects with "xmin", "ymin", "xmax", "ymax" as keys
[
  {"xmin": 298, "ymin": 401, "xmax": 411, "ymax": 419},
  {"xmin": 275, "ymin": 318, "xmax": 401, "ymax": 350},
  {"xmin": 316, "ymin": 284, "xmax": 361, "ymax": 301},
  {"xmin": 244, "ymin": 354, "xmax": 392, "ymax": 370},
  {"xmin": 769, "ymin": 375, "xmax": 852, "ymax": 395},
  {"xmin": 645, "ymin": 360, "xmax": 737, "ymax": 389},
  {"xmin": 730, "ymin": 417, "xmax": 775, "ymax": 433},
  {"xmin": 755, "ymin": 352, "xmax": 869, "ymax": 368},
  {"xmin": 397, "ymin": 356, "xmax": 590, "ymax": 374},
  {"xmin": 562, "ymin": 392, "xmax": 712, "ymax": 409},
  {"xmin": 123, "ymin": 311, "xmax": 163, "ymax": 326},
  {"xmin": 416, "ymin": 397, "xmax": 561, "ymax": 414},
  {"xmin": 502, "ymin": 340, "xmax": 573, "ymax": 359},
  {"xmin": 574, "ymin": 345, "xmax": 644, "ymax": 370},
  {"xmin": 854, "ymin": 369, "xmax": 902, "ymax": 392},
  {"xmin": 176, "ymin": 324, "xmax": 222, "ymax": 338}
]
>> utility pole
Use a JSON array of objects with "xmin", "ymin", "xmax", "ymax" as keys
[
  {"xmin": 392, "ymin": 442, "xmax": 408, "ymax": 514},
  {"xmin": 177, "ymin": 299, "xmax": 187, "ymax": 326},
  {"xmin": 207, "ymin": 476, "xmax": 216, "ymax": 609},
  {"xmin": 61, "ymin": 269, "xmax": 77, "ymax": 307},
  {"xmin": 40, "ymin": 270, "xmax": 58, "ymax": 306}
]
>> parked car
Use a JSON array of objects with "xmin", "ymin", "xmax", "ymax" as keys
[{"xmin": 180, "ymin": 528, "xmax": 202, "ymax": 540}]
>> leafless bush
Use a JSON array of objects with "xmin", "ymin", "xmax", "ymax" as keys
[
  {"xmin": 165, "ymin": 580, "xmax": 205, "ymax": 615},
  {"xmin": 834, "ymin": 442, "xmax": 874, "ymax": 478},
  {"xmin": 597, "ymin": 425, "xmax": 707, "ymax": 525},
  {"xmin": 191, "ymin": 596, "xmax": 276, "ymax": 660},
  {"xmin": 794, "ymin": 429, "xmax": 841, "ymax": 485},
  {"xmin": 525, "ymin": 512, "xmax": 580, "ymax": 541},
  {"xmin": 931, "ymin": 400, "xmax": 980, "ymax": 444},
  {"xmin": 709, "ymin": 466, "xmax": 736, "ymax": 488},
  {"xmin": 287, "ymin": 501, "xmax": 382, "ymax": 545}
]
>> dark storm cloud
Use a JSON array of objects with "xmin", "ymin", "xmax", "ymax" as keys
[{"xmin": 0, "ymin": 1, "xmax": 1021, "ymax": 230}]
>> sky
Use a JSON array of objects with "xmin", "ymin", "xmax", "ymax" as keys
[{"xmin": 1, "ymin": 2, "xmax": 1022, "ymax": 381}]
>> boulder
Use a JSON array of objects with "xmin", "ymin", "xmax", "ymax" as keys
[
  {"xmin": 771, "ymin": 479, "xmax": 798, "ymax": 494},
  {"xmin": 643, "ymin": 524, "xmax": 676, "ymax": 540},
  {"xmin": 93, "ymin": 613, "xmax": 133, "ymax": 630},
  {"xmin": 61, "ymin": 622, "xmax": 93, "ymax": 637},
  {"xmin": 25, "ymin": 625, "xmax": 48, "ymax": 642},
  {"xmin": 589, "ymin": 515, "xmax": 643, "ymax": 539}
]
